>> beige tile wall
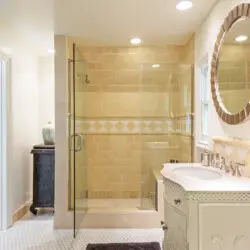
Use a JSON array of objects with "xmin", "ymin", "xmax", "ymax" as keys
[
  {"xmin": 70, "ymin": 41, "xmax": 194, "ymax": 200},
  {"xmin": 86, "ymin": 134, "xmax": 141, "ymax": 198},
  {"xmin": 213, "ymin": 137, "xmax": 250, "ymax": 177},
  {"xmin": 172, "ymin": 36, "xmax": 194, "ymax": 164}
]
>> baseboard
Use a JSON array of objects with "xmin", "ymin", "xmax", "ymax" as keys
[{"xmin": 12, "ymin": 200, "xmax": 32, "ymax": 224}]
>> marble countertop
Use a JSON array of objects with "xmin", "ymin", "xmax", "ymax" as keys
[{"xmin": 161, "ymin": 163, "xmax": 250, "ymax": 192}]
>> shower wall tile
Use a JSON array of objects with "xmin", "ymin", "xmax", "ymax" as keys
[
  {"xmin": 71, "ymin": 43, "xmax": 194, "ymax": 199},
  {"xmin": 75, "ymin": 92, "xmax": 172, "ymax": 118},
  {"xmin": 181, "ymin": 35, "xmax": 195, "ymax": 64},
  {"xmin": 85, "ymin": 134, "xmax": 141, "ymax": 198}
]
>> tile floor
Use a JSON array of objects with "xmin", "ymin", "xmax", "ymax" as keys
[{"xmin": 0, "ymin": 211, "xmax": 163, "ymax": 250}]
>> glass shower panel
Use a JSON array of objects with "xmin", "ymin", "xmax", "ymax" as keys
[
  {"xmin": 140, "ymin": 62, "xmax": 194, "ymax": 211},
  {"xmin": 73, "ymin": 45, "xmax": 144, "ymax": 210},
  {"xmin": 68, "ymin": 43, "xmax": 88, "ymax": 237},
  {"xmin": 176, "ymin": 63, "xmax": 194, "ymax": 163},
  {"xmin": 67, "ymin": 43, "xmax": 194, "ymax": 213}
]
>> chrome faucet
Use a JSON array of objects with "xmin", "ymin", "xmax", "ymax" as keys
[
  {"xmin": 231, "ymin": 162, "xmax": 244, "ymax": 177},
  {"xmin": 227, "ymin": 160, "xmax": 235, "ymax": 174},
  {"xmin": 219, "ymin": 157, "xmax": 230, "ymax": 173},
  {"xmin": 212, "ymin": 153, "xmax": 220, "ymax": 168}
]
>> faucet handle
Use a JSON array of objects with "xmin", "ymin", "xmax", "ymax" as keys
[
  {"xmin": 220, "ymin": 156, "xmax": 228, "ymax": 172},
  {"xmin": 235, "ymin": 162, "xmax": 245, "ymax": 167},
  {"xmin": 234, "ymin": 162, "xmax": 245, "ymax": 177},
  {"xmin": 227, "ymin": 161, "xmax": 236, "ymax": 175},
  {"xmin": 234, "ymin": 164, "xmax": 242, "ymax": 177},
  {"xmin": 220, "ymin": 156, "xmax": 225, "ymax": 164},
  {"xmin": 211, "ymin": 152, "xmax": 220, "ymax": 167}
]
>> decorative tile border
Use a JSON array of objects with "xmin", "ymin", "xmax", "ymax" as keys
[{"xmin": 72, "ymin": 115, "xmax": 193, "ymax": 135}]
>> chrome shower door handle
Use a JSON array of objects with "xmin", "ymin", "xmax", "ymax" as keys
[
  {"xmin": 69, "ymin": 133, "xmax": 84, "ymax": 152},
  {"xmin": 75, "ymin": 133, "xmax": 83, "ymax": 152}
]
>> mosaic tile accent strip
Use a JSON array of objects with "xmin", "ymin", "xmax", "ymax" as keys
[{"xmin": 71, "ymin": 115, "xmax": 193, "ymax": 135}]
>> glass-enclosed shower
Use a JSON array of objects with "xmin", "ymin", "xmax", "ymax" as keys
[{"xmin": 68, "ymin": 39, "xmax": 194, "ymax": 233}]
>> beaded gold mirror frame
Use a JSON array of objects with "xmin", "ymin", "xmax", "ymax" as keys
[{"xmin": 211, "ymin": 3, "xmax": 250, "ymax": 125}]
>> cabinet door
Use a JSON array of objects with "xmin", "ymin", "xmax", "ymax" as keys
[
  {"xmin": 164, "ymin": 202, "xmax": 188, "ymax": 250},
  {"xmin": 34, "ymin": 152, "xmax": 55, "ymax": 206},
  {"xmin": 199, "ymin": 203, "xmax": 250, "ymax": 250}
]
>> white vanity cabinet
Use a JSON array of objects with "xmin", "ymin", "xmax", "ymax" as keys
[
  {"xmin": 162, "ymin": 178, "xmax": 250, "ymax": 250},
  {"xmin": 164, "ymin": 202, "xmax": 187, "ymax": 250}
]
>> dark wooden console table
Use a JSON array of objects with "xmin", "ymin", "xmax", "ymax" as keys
[{"xmin": 30, "ymin": 144, "xmax": 55, "ymax": 215}]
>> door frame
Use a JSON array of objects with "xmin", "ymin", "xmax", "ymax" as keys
[{"xmin": 0, "ymin": 52, "xmax": 12, "ymax": 230}]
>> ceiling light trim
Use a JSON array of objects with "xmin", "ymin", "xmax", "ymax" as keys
[
  {"xmin": 235, "ymin": 35, "xmax": 248, "ymax": 42},
  {"xmin": 130, "ymin": 38, "xmax": 142, "ymax": 45},
  {"xmin": 152, "ymin": 64, "xmax": 161, "ymax": 68},
  {"xmin": 176, "ymin": 0, "xmax": 193, "ymax": 11}
]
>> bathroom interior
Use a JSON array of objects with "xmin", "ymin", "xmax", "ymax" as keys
[
  {"xmin": 67, "ymin": 37, "xmax": 194, "ymax": 213},
  {"xmin": 51, "ymin": 1, "xmax": 250, "ymax": 248},
  {"xmin": 4, "ymin": 1, "xmax": 250, "ymax": 249}
]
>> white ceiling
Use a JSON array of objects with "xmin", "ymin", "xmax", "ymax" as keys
[
  {"xmin": 0, "ymin": 0, "xmax": 54, "ymax": 56},
  {"xmin": 55, "ymin": 0, "xmax": 218, "ymax": 46},
  {"xmin": 0, "ymin": 0, "xmax": 218, "ymax": 56}
]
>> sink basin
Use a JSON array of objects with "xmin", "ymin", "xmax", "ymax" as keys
[
  {"xmin": 162, "ymin": 163, "xmax": 250, "ymax": 192},
  {"xmin": 172, "ymin": 167, "xmax": 222, "ymax": 180}
]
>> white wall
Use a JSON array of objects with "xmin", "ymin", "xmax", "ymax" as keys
[
  {"xmin": 195, "ymin": 0, "xmax": 250, "ymax": 152},
  {"xmin": 0, "ymin": 0, "xmax": 54, "ymax": 227},
  {"xmin": 54, "ymin": 35, "xmax": 73, "ymax": 228},
  {"xmin": 0, "ymin": 47, "xmax": 40, "ymax": 228},
  {"xmin": 11, "ymin": 53, "xmax": 40, "ymax": 207},
  {"xmin": 38, "ymin": 57, "xmax": 55, "ymax": 143}
]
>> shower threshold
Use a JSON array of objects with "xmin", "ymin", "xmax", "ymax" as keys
[{"xmin": 76, "ymin": 198, "xmax": 155, "ymax": 210}]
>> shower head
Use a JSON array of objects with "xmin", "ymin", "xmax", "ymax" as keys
[{"xmin": 85, "ymin": 74, "xmax": 91, "ymax": 84}]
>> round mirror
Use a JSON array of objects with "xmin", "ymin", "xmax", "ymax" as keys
[
  {"xmin": 211, "ymin": 3, "xmax": 250, "ymax": 125},
  {"xmin": 218, "ymin": 17, "xmax": 250, "ymax": 114}
]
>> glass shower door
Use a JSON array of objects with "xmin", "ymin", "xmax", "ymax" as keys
[
  {"xmin": 140, "ymin": 62, "xmax": 194, "ymax": 211},
  {"xmin": 69, "ymin": 43, "xmax": 88, "ymax": 237}
]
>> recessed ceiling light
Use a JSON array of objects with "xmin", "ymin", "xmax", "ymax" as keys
[
  {"xmin": 152, "ymin": 64, "xmax": 160, "ymax": 68},
  {"xmin": 235, "ymin": 35, "xmax": 248, "ymax": 42},
  {"xmin": 130, "ymin": 38, "xmax": 142, "ymax": 45},
  {"xmin": 48, "ymin": 49, "xmax": 56, "ymax": 54},
  {"xmin": 176, "ymin": 0, "xmax": 193, "ymax": 10}
]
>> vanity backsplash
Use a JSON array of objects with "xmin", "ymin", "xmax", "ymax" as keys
[{"xmin": 212, "ymin": 136, "xmax": 250, "ymax": 178}]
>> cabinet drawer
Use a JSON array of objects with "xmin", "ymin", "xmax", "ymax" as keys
[{"xmin": 164, "ymin": 179, "xmax": 187, "ymax": 214}]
